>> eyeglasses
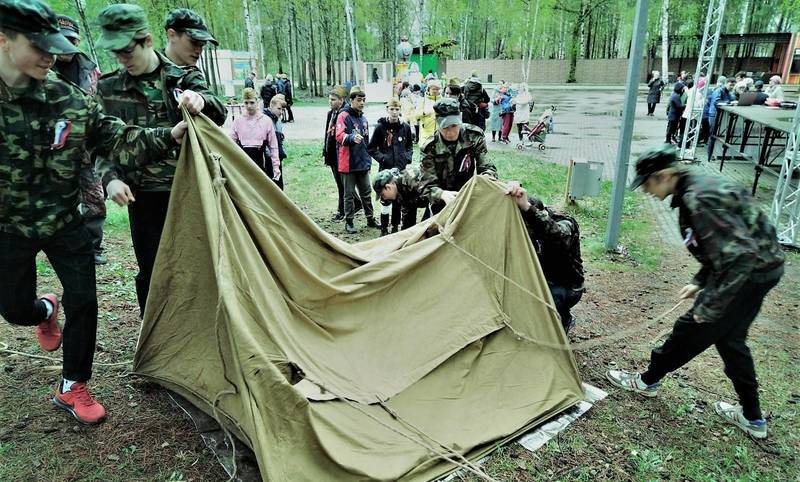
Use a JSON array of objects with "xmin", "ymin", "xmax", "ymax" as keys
[{"xmin": 112, "ymin": 38, "xmax": 146, "ymax": 58}]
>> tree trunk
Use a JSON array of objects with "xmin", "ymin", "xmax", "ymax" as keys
[
  {"xmin": 567, "ymin": 1, "xmax": 587, "ymax": 83},
  {"xmin": 344, "ymin": 0, "xmax": 360, "ymax": 83},
  {"xmin": 660, "ymin": 0, "xmax": 669, "ymax": 80},
  {"xmin": 309, "ymin": 10, "xmax": 318, "ymax": 95},
  {"xmin": 242, "ymin": 0, "xmax": 257, "ymax": 73},
  {"xmin": 74, "ymin": 0, "xmax": 98, "ymax": 64}
]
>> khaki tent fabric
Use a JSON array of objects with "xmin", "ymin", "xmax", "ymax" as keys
[{"xmin": 133, "ymin": 113, "xmax": 584, "ymax": 481}]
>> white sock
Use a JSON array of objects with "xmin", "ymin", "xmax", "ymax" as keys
[
  {"xmin": 42, "ymin": 299, "xmax": 54, "ymax": 319},
  {"xmin": 62, "ymin": 378, "xmax": 76, "ymax": 393}
]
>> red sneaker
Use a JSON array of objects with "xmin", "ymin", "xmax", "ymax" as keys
[
  {"xmin": 53, "ymin": 382, "xmax": 106, "ymax": 425},
  {"xmin": 36, "ymin": 294, "xmax": 61, "ymax": 352}
]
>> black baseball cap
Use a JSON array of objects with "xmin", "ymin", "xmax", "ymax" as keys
[{"xmin": 0, "ymin": 0, "xmax": 79, "ymax": 55}]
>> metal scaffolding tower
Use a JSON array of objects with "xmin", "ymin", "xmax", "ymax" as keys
[
  {"xmin": 769, "ymin": 99, "xmax": 800, "ymax": 247},
  {"xmin": 679, "ymin": 0, "xmax": 727, "ymax": 161}
]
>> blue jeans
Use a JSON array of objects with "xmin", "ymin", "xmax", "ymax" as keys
[{"xmin": 548, "ymin": 284, "xmax": 583, "ymax": 333}]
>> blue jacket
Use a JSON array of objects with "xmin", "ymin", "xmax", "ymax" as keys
[
  {"xmin": 668, "ymin": 83, "xmax": 685, "ymax": 122},
  {"xmin": 704, "ymin": 86, "xmax": 733, "ymax": 119}
]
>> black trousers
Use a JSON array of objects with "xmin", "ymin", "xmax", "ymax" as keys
[
  {"xmin": 647, "ymin": 102, "xmax": 657, "ymax": 115},
  {"xmin": 665, "ymin": 119, "xmax": 680, "ymax": 143},
  {"xmin": 0, "ymin": 223, "xmax": 97, "ymax": 381},
  {"xmin": 549, "ymin": 284, "xmax": 584, "ymax": 333},
  {"xmin": 342, "ymin": 171, "xmax": 374, "ymax": 223},
  {"xmin": 243, "ymin": 146, "xmax": 284, "ymax": 191},
  {"xmin": 699, "ymin": 117, "xmax": 710, "ymax": 144},
  {"xmin": 641, "ymin": 271, "xmax": 782, "ymax": 421},
  {"xmin": 128, "ymin": 191, "xmax": 171, "ymax": 318}
]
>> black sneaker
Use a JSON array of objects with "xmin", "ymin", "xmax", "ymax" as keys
[
  {"xmin": 345, "ymin": 222, "xmax": 357, "ymax": 234},
  {"xmin": 332, "ymin": 212, "xmax": 345, "ymax": 221},
  {"xmin": 366, "ymin": 218, "xmax": 380, "ymax": 229},
  {"xmin": 94, "ymin": 254, "xmax": 107, "ymax": 265},
  {"xmin": 391, "ymin": 226, "xmax": 399, "ymax": 233}
]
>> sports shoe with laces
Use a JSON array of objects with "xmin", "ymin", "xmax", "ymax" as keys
[
  {"xmin": 714, "ymin": 401, "xmax": 767, "ymax": 439},
  {"xmin": 53, "ymin": 382, "xmax": 106, "ymax": 425},
  {"xmin": 36, "ymin": 294, "xmax": 61, "ymax": 352},
  {"xmin": 605, "ymin": 369, "xmax": 660, "ymax": 397}
]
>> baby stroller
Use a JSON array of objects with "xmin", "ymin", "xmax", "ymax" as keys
[{"xmin": 516, "ymin": 108, "xmax": 553, "ymax": 151}]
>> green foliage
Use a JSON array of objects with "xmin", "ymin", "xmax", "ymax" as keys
[{"xmin": 44, "ymin": 0, "xmax": 800, "ymax": 82}]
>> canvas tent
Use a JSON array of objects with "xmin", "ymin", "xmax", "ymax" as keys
[{"xmin": 133, "ymin": 112, "xmax": 584, "ymax": 481}]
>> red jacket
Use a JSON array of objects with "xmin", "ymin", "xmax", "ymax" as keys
[{"xmin": 335, "ymin": 106, "xmax": 372, "ymax": 173}]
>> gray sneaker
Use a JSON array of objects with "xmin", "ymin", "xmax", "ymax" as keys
[
  {"xmin": 714, "ymin": 401, "xmax": 767, "ymax": 439},
  {"xmin": 606, "ymin": 370, "xmax": 660, "ymax": 398}
]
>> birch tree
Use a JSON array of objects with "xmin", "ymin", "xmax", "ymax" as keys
[{"xmin": 660, "ymin": 0, "xmax": 669, "ymax": 80}]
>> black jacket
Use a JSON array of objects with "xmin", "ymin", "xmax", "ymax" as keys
[
  {"xmin": 323, "ymin": 107, "xmax": 340, "ymax": 167},
  {"xmin": 367, "ymin": 117, "xmax": 414, "ymax": 171},
  {"xmin": 260, "ymin": 82, "xmax": 277, "ymax": 106},
  {"xmin": 521, "ymin": 203, "xmax": 584, "ymax": 290}
]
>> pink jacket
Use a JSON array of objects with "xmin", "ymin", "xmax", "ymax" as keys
[{"xmin": 230, "ymin": 112, "xmax": 280, "ymax": 173}]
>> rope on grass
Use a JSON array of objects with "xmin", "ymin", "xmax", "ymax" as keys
[
  {"xmin": 437, "ymin": 225, "xmax": 688, "ymax": 352},
  {"xmin": 0, "ymin": 342, "xmax": 132, "ymax": 367}
]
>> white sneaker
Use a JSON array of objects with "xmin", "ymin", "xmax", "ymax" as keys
[
  {"xmin": 605, "ymin": 370, "xmax": 660, "ymax": 398},
  {"xmin": 714, "ymin": 401, "xmax": 767, "ymax": 439}
]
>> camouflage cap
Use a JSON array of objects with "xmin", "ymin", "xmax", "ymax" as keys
[
  {"xmin": 56, "ymin": 15, "xmax": 80, "ymax": 40},
  {"xmin": 373, "ymin": 169, "xmax": 399, "ymax": 200},
  {"xmin": 0, "ymin": 0, "xmax": 78, "ymax": 55},
  {"xmin": 630, "ymin": 144, "xmax": 678, "ymax": 189},
  {"xmin": 433, "ymin": 98, "xmax": 462, "ymax": 129},
  {"xmin": 95, "ymin": 4, "xmax": 149, "ymax": 51},
  {"xmin": 164, "ymin": 8, "xmax": 218, "ymax": 46}
]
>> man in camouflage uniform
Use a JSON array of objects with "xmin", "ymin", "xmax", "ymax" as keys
[
  {"xmin": 607, "ymin": 145, "xmax": 784, "ymax": 440},
  {"xmin": 0, "ymin": 0, "xmax": 188, "ymax": 424},
  {"xmin": 506, "ymin": 185, "xmax": 585, "ymax": 332},
  {"xmin": 93, "ymin": 4, "xmax": 227, "ymax": 318},
  {"xmin": 163, "ymin": 8, "xmax": 218, "ymax": 68},
  {"xmin": 372, "ymin": 166, "xmax": 430, "ymax": 234},
  {"xmin": 418, "ymin": 97, "xmax": 497, "ymax": 214},
  {"xmin": 51, "ymin": 14, "xmax": 107, "ymax": 265}
]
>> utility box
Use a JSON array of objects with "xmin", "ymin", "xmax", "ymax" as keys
[{"xmin": 566, "ymin": 159, "xmax": 604, "ymax": 202}]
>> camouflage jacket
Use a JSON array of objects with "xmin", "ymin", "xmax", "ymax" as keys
[
  {"xmin": 418, "ymin": 124, "xmax": 497, "ymax": 203},
  {"xmin": 672, "ymin": 171, "xmax": 784, "ymax": 322},
  {"xmin": 52, "ymin": 51, "xmax": 100, "ymax": 96},
  {"xmin": 95, "ymin": 51, "xmax": 227, "ymax": 191},
  {"xmin": 395, "ymin": 165, "xmax": 427, "ymax": 209},
  {"xmin": 520, "ymin": 202, "xmax": 584, "ymax": 290},
  {"xmin": 0, "ymin": 73, "xmax": 177, "ymax": 239}
]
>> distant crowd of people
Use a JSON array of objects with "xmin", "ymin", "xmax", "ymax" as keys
[{"xmin": 647, "ymin": 69, "xmax": 786, "ymax": 157}]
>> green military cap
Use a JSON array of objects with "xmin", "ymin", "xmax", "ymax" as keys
[
  {"xmin": 630, "ymin": 144, "xmax": 678, "ymax": 189},
  {"xmin": 95, "ymin": 4, "xmax": 149, "ymax": 51},
  {"xmin": 373, "ymin": 168, "xmax": 400, "ymax": 200},
  {"xmin": 433, "ymin": 98, "xmax": 462, "ymax": 129},
  {"xmin": 56, "ymin": 15, "xmax": 80, "ymax": 40},
  {"xmin": 165, "ymin": 8, "xmax": 218, "ymax": 46},
  {"xmin": 0, "ymin": 0, "xmax": 78, "ymax": 55}
]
